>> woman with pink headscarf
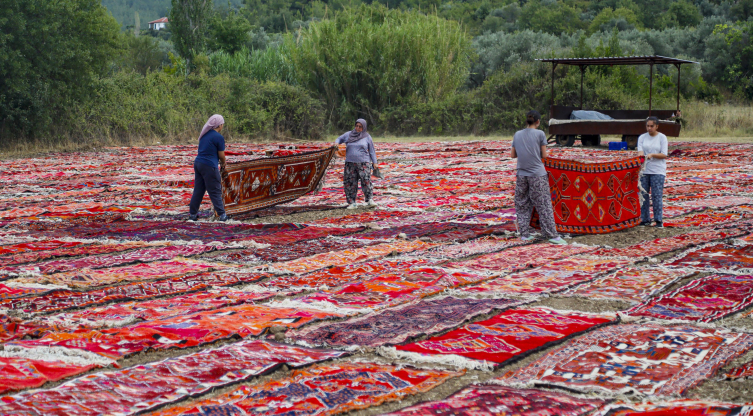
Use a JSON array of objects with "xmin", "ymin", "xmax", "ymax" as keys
[{"xmin": 189, "ymin": 114, "xmax": 227, "ymax": 221}]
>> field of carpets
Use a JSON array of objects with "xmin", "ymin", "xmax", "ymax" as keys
[{"xmin": 2, "ymin": 140, "xmax": 753, "ymax": 415}]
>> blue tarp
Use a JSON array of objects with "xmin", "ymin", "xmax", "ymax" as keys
[{"xmin": 570, "ymin": 110, "xmax": 614, "ymax": 120}]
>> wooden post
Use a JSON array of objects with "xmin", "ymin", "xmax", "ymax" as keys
[
  {"xmin": 580, "ymin": 65, "xmax": 585, "ymax": 109},
  {"xmin": 550, "ymin": 63, "xmax": 557, "ymax": 107},
  {"xmin": 648, "ymin": 64, "xmax": 654, "ymax": 116},
  {"xmin": 676, "ymin": 64, "xmax": 681, "ymax": 114}
]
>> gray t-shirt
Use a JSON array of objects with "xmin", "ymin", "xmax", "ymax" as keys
[
  {"xmin": 512, "ymin": 128, "xmax": 547, "ymax": 177},
  {"xmin": 637, "ymin": 132, "xmax": 668, "ymax": 175}
]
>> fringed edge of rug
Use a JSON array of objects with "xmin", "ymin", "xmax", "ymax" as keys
[
  {"xmin": 266, "ymin": 299, "xmax": 370, "ymax": 317},
  {"xmin": 375, "ymin": 346, "xmax": 495, "ymax": 371},
  {"xmin": 1, "ymin": 345, "xmax": 116, "ymax": 367},
  {"xmin": 484, "ymin": 379, "xmax": 658, "ymax": 398},
  {"xmin": 440, "ymin": 288, "xmax": 543, "ymax": 301}
]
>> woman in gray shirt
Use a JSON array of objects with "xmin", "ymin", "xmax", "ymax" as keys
[
  {"xmin": 637, "ymin": 116, "xmax": 669, "ymax": 227},
  {"xmin": 511, "ymin": 110, "xmax": 566, "ymax": 245},
  {"xmin": 335, "ymin": 118, "xmax": 378, "ymax": 209}
]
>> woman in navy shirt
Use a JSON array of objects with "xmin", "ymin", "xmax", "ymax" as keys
[{"xmin": 189, "ymin": 114, "xmax": 227, "ymax": 221}]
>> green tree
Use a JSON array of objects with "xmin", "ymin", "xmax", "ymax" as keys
[
  {"xmin": 0, "ymin": 0, "xmax": 121, "ymax": 138},
  {"xmin": 520, "ymin": 0, "xmax": 585, "ymax": 35},
  {"xmin": 170, "ymin": 0, "xmax": 214, "ymax": 69},
  {"xmin": 729, "ymin": 0, "xmax": 753, "ymax": 22},
  {"xmin": 210, "ymin": 12, "xmax": 253, "ymax": 53},
  {"xmin": 588, "ymin": 7, "xmax": 642, "ymax": 33},
  {"xmin": 665, "ymin": 0, "xmax": 702, "ymax": 27},
  {"xmin": 122, "ymin": 35, "xmax": 167, "ymax": 74}
]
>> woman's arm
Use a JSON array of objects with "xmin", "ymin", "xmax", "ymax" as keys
[
  {"xmin": 540, "ymin": 145, "xmax": 548, "ymax": 159},
  {"xmin": 511, "ymin": 147, "xmax": 517, "ymax": 158},
  {"xmin": 218, "ymin": 151, "xmax": 226, "ymax": 169},
  {"xmin": 335, "ymin": 133, "xmax": 349, "ymax": 144},
  {"xmin": 368, "ymin": 138, "xmax": 377, "ymax": 164}
]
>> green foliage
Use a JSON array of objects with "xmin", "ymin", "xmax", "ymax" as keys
[
  {"xmin": 664, "ymin": 0, "xmax": 703, "ymax": 27},
  {"xmin": 209, "ymin": 11, "xmax": 253, "ymax": 53},
  {"xmin": 709, "ymin": 22, "xmax": 753, "ymax": 100},
  {"xmin": 520, "ymin": 0, "xmax": 585, "ymax": 35},
  {"xmin": 170, "ymin": 0, "xmax": 214, "ymax": 66},
  {"xmin": 588, "ymin": 7, "xmax": 642, "ymax": 33},
  {"xmin": 102, "ymin": 0, "xmax": 243, "ymax": 29},
  {"xmin": 730, "ymin": 0, "xmax": 753, "ymax": 22},
  {"xmin": 288, "ymin": 4, "xmax": 474, "ymax": 128},
  {"xmin": 120, "ymin": 35, "xmax": 173, "ymax": 75},
  {"xmin": 0, "ymin": 0, "xmax": 121, "ymax": 138},
  {"xmin": 208, "ymin": 45, "xmax": 297, "ymax": 84}
]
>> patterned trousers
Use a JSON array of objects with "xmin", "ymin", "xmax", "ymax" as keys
[
  {"xmin": 640, "ymin": 174, "xmax": 665, "ymax": 222},
  {"xmin": 515, "ymin": 175, "xmax": 559, "ymax": 239},
  {"xmin": 343, "ymin": 162, "xmax": 373, "ymax": 204}
]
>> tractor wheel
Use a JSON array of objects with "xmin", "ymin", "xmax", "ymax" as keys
[
  {"xmin": 622, "ymin": 135, "xmax": 639, "ymax": 150},
  {"xmin": 555, "ymin": 135, "xmax": 576, "ymax": 147},
  {"xmin": 581, "ymin": 135, "xmax": 602, "ymax": 147}
]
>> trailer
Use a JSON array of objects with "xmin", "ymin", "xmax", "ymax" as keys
[{"xmin": 536, "ymin": 55, "xmax": 698, "ymax": 149}]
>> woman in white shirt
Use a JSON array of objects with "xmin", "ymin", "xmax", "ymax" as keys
[{"xmin": 637, "ymin": 116, "xmax": 668, "ymax": 227}]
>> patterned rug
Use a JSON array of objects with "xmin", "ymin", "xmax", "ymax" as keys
[
  {"xmin": 0, "ymin": 240, "xmax": 85, "ymax": 256},
  {"xmin": 664, "ymin": 210, "xmax": 746, "ymax": 228},
  {"xmin": 664, "ymin": 243, "xmax": 753, "ymax": 275},
  {"xmin": 0, "ymin": 341, "xmax": 347, "ymax": 415},
  {"xmin": 389, "ymin": 308, "xmax": 615, "ymax": 369},
  {"xmin": 496, "ymin": 324, "xmax": 753, "ymax": 395},
  {"xmin": 406, "ymin": 236, "xmax": 525, "ymax": 262},
  {"xmin": 288, "ymin": 296, "xmax": 525, "ymax": 348},
  {"xmin": 221, "ymin": 146, "xmax": 336, "ymax": 215},
  {"xmin": 0, "ymin": 357, "xmax": 98, "ymax": 394},
  {"xmin": 36, "ymin": 289, "xmax": 274, "ymax": 330},
  {"xmin": 591, "ymin": 228, "xmax": 746, "ymax": 259},
  {"xmin": 597, "ymin": 400, "xmax": 753, "ymax": 415},
  {"xmin": 531, "ymin": 156, "xmax": 643, "ymax": 234},
  {"xmin": 211, "ymin": 238, "xmax": 378, "ymax": 264},
  {"xmin": 459, "ymin": 255, "xmax": 632, "ymax": 295},
  {"xmin": 444, "ymin": 243, "xmax": 596, "ymax": 275},
  {"xmin": 13, "ymin": 305, "xmax": 341, "ymax": 359},
  {"xmin": 11, "ymin": 258, "xmax": 229, "ymax": 289},
  {"xmin": 626, "ymin": 274, "xmax": 753, "ymax": 322},
  {"xmin": 382, "ymin": 385, "xmax": 606, "ymax": 416},
  {"xmin": 0, "ymin": 241, "xmax": 149, "ymax": 270},
  {"xmin": 251, "ymin": 226, "xmax": 364, "ymax": 245},
  {"xmin": 152, "ymin": 362, "xmax": 463, "ymax": 416},
  {"xmin": 1, "ymin": 244, "xmax": 215, "ymax": 276},
  {"xmin": 0, "ymin": 269, "xmax": 270, "ymax": 315},
  {"xmin": 562, "ymin": 267, "xmax": 692, "ymax": 304},
  {"xmin": 271, "ymin": 240, "xmax": 435, "ymax": 275},
  {"xmin": 724, "ymin": 359, "xmax": 753, "ymax": 380}
]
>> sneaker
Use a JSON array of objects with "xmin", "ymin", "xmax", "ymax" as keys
[
  {"xmin": 655, "ymin": 221, "xmax": 664, "ymax": 228},
  {"xmin": 367, "ymin": 200, "xmax": 378, "ymax": 207},
  {"xmin": 217, "ymin": 214, "xmax": 228, "ymax": 222},
  {"xmin": 346, "ymin": 203, "xmax": 358, "ymax": 210},
  {"xmin": 521, "ymin": 235, "xmax": 535, "ymax": 241},
  {"xmin": 188, "ymin": 215, "xmax": 198, "ymax": 221},
  {"xmin": 640, "ymin": 221, "xmax": 651, "ymax": 226},
  {"xmin": 548, "ymin": 237, "xmax": 568, "ymax": 245}
]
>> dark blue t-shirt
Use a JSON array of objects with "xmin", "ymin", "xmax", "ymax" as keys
[{"xmin": 195, "ymin": 130, "xmax": 225, "ymax": 168}]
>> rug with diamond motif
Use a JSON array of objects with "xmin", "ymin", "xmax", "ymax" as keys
[{"xmin": 531, "ymin": 156, "xmax": 643, "ymax": 234}]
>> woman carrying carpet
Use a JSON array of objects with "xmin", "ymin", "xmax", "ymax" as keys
[
  {"xmin": 637, "ymin": 116, "xmax": 669, "ymax": 228},
  {"xmin": 335, "ymin": 118, "xmax": 379, "ymax": 210},
  {"xmin": 189, "ymin": 114, "xmax": 228, "ymax": 222},
  {"xmin": 511, "ymin": 110, "xmax": 567, "ymax": 245}
]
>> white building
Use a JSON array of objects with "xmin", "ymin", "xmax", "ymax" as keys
[{"xmin": 148, "ymin": 17, "xmax": 168, "ymax": 30}]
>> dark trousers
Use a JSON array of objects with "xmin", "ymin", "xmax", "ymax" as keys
[{"xmin": 189, "ymin": 162, "xmax": 225, "ymax": 216}]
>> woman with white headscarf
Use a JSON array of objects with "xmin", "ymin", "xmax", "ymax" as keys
[
  {"xmin": 189, "ymin": 114, "xmax": 227, "ymax": 221},
  {"xmin": 335, "ymin": 118, "xmax": 378, "ymax": 209}
]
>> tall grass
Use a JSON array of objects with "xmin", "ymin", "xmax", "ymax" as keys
[
  {"xmin": 208, "ymin": 44, "xmax": 298, "ymax": 85},
  {"xmin": 681, "ymin": 102, "xmax": 753, "ymax": 137}
]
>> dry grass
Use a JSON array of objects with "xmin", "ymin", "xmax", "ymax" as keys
[{"xmin": 682, "ymin": 102, "xmax": 753, "ymax": 138}]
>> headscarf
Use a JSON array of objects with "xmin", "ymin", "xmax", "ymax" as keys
[
  {"xmin": 346, "ymin": 118, "xmax": 370, "ymax": 143},
  {"xmin": 199, "ymin": 114, "xmax": 225, "ymax": 141}
]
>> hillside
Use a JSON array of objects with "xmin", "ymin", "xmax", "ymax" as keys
[{"xmin": 103, "ymin": 0, "xmax": 243, "ymax": 29}]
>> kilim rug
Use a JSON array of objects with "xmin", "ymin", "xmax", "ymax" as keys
[
  {"xmin": 457, "ymin": 254, "xmax": 629, "ymax": 295},
  {"xmin": 387, "ymin": 308, "xmax": 615, "ymax": 370},
  {"xmin": 151, "ymin": 362, "xmax": 463, "ymax": 416},
  {"xmin": 13, "ymin": 305, "xmax": 341, "ymax": 359},
  {"xmin": 271, "ymin": 240, "xmax": 435, "ymax": 275},
  {"xmin": 626, "ymin": 274, "xmax": 753, "ymax": 322},
  {"xmin": 530, "ymin": 156, "xmax": 643, "ymax": 234},
  {"xmin": 0, "ymin": 240, "xmax": 85, "ymax": 256},
  {"xmin": 444, "ymin": 243, "xmax": 597, "ymax": 275},
  {"xmin": 0, "ymin": 357, "xmax": 98, "ymax": 394},
  {"xmin": 591, "ymin": 228, "xmax": 746, "ymax": 259},
  {"xmin": 562, "ymin": 267, "xmax": 692, "ymax": 304},
  {"xmin": 664, "ymin": 243, "xmax": 753, "ymax": 275},
  {"xmin": 496, "ymin": 323, "xmax": 753, "ymax": 396},
  {"xmin": 221, "ymin": 146, "xmax": 336, "ymax": 215},
  {"xmin": 0, "ymin": 341, "xmax": 347, "ymax": 415},
  {"xmin": 210, "ymin": 238, "xmax": 378, "ymax": 264},
  {"xmin": 0, "ymin": 269, "xmax": 270, "ymax": 314},
  {"xmin": 0, "ymin": 314, "xmax": 59, "ymax": 343},
  {"xmin": 0, "ymin": 241, "xmax": 149, "ymax": 270},
  {"xmin": 11, "ymin": 258, "xmax": 230, "ymax": 289},
  {"xmin": 596, "ymin": 400, "xmax": 753, "ymax": 416},
  {"xmin": 382, "ymin": 385, "xmax": 606, "ymax": 416},
  {"xmin": 664, "ymin": 211, "xmax": 746, "ymax": 228},
  {"xmin": 404, "ymin": 236, "xmax": 525, "ymax": 263},
  {"xmin": 724, "ymin": 359, "xmax": 753, "ymax": 380},
  {"xmin": 288, "ymin": 296, "xmax": 526, "ymax": 349},
  {"xmin": 262, "ymin": 258, "xmax": 430, "ymax": 291},
  {"xmin": 0, "ymin": 244, "xmax": 215, "ymax": 276},
  {"xmin": 36, "ymin": 289, "xmax": 274, "ymax": 330}
]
